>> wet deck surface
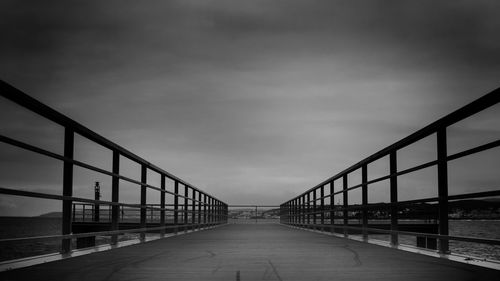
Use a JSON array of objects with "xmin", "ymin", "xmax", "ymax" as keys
[{"xmin": 2, "ymin": 223, "xmax": 499, "ymax": 281}]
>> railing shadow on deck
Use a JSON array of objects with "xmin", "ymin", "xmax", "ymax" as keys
[
  {"xmin": 0, "ymin": 80, "xmax": 228, "ymax": 262},
  {"xmin": 280, "ymin": 87, "xmax": 500, "ymax": 262}
]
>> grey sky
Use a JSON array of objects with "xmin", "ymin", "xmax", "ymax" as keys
[{"xmin": 1, "ymin": 0, "xmax": 499, "ymax": 216}]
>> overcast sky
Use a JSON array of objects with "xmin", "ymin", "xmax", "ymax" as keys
[{"xmin": 1, "ymin": 0, "xmax": 499, "ymax": 216}]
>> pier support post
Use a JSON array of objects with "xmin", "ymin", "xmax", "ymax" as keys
[
  {"xmin": 320, "ymin": 185, "xmax": 325, "ymax": 227},
  {"xmin": 198, "ymin": 191, "xmax": 202, "ymax": 225},
  {"xmin": 390, "ymin": 151, "xmax": 399, "ymax": 246},
  {"xmin": 62, "ymin": 128, "xmax": 74, "ymax": 253},
  {"xmin": 111, "ymin": 150, "xmax": 120, "ymax": 244},
  {"xmin": 192, "ymin": 189, "xmax": 196, "ymax": 226},
  {"xmin": 203, "ymin": 194, "xmax": 207, "ymax": 225},
  {"xmin": 307, "ymin": 192, "xmax": 311, "ymax": 225},
  {"xmin": 160, "ymin": 174, "xmax": 166, "ymax": 237},
  {"xmin": 437, "ymin": 129, "xmax": 450, "ymax": 253},
  {"xmin": 140, "ymin": 165, "xmax": 147, "ymax": 241},
  {"xmin": 343, "ymin": 174, "xmax": 348, "ymax": 237},
  {"xmin": 313, "ymin": 190, "xmax": 317, "ymax": 226},
  {"xmin": 330, "ymin": 181, "xmax": 334, "ymax": 230},
  {"xmin": 362, "ymin": 164, "xmax": 368, "ymax": 241},
  {"xmin": 184, "ymin": 185, "xmax": 189, "ymax": 228}
]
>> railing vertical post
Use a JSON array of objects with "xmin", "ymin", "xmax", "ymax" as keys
[
  {"xmin": 307, "ymin": 192, "xmax": 311, "ymax": 226},
  {"xmin": 343, "ymin": 174, "xmax": 348, "ymax": 237},
  {"xmin": 61, "ymin": 127, "xmax": 74, "ymax": 253},
  {"xmin": 390, "ymin": 151, "xmax": 399, "ymax": 246},
  {"xmin": 295, "ymin": 198, "xmax": 298, "ymax": 224},
  {"xmin": 437, "ymin": 128, "xmax": 450, "ymax": 253},
  {"xmin": 111, "ymin": 150, "xmax": 120, "ymax": 244},
  {"xmin": 288, "ymin": 202, "xmax": 291, "ymax": 224},
  {"xmin": 216, "ymin": 200, "xmax": 219, "ymax": 224},
  {"xmin": 174, "ymin": 181, "xmax": 179, "ymax": 227},
  {"xmin": 203, "ymin": 194, "xmax": 207, "ymax": 225},
  {"xmin": 330, "ymin": 181, "xmax": 334, "ymax": 227},
  {"xmin": 362, "ymin": 164, "xmax": 368, "ymax": 241},
  {"xmin": 302, "ymin": 195, "xmax": 306, "ymax": 225},
  {"xmin": 192, "ymin": 189, "xmax": 196, "ymax": 225},
  {"xmin": 293, "ymin": 200, "xmax": 297, "ymax": 225},
  {"xmin": 208, "ymin": 197, "xmax": 212, "ymax": 224},
  {"xmin": 160, "ymin": 174, "xmax": 166, "ymax": 237},
  {"xmin": 184, "ymin": 185, "xmax": 189, "ymax": 227},
  {"xmin": 140, "ymin": 164, "xmax": 147, "ymax": 241},
  {"xmin": 198, "ymin": 191, "xmax": 202, "ymax": 225},
  {"xmin": 320, "ymin": 185, "xmax": 325, "ymax": 226},
  {"xmin": 213, "ymin": 198, "xmax": 216, "ymax": 224},
  {"xmin": 211, "ymin": 197, "xmax": 215, "ymax": 224},
  {"xmin": 313, "ymin": 189, "xmax": 317, "ymax": 226}
]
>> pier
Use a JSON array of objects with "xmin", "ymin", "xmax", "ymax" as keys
[{"xmin": 1, "ymin": 80, "xmax": 500, "ymax": 280}]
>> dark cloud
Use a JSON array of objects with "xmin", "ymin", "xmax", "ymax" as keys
[{"xmin": 1, "ymin": 1, "xmax": 499, "ymax": 211}]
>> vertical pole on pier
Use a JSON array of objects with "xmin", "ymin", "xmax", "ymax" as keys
[
  {"xmin": 208, "ymin": 197, "xmax": 212, "ymax": 224},
  {"xmin": 111, "ymin": 150, "xmax": 120, "ymax": 244},
  {"xmin": 362, "ymin": 164, "xmax": 368, "ymax": 241},
  {"xmin": 330, "ymin": 181, "xmax": 334, "ymax": 228},
  {"xmin": 140, "ymin": 164, "xmax": 147, "ymax": 241},
  {"xmin": 184, "ymin": 185, "xmax": 189, "ymax": 227},
  {"xmin": 313, "ymin": 189, "xmax": 317, "ymax": 226},
  {"xmin": 320, "ymin": 185, "xmax": 325, "ymax": 226},
  {"xmin": 212, "ymin": 198, "xmax": 216, "ymax": 224},
  {"xmin": 302, "ymin": 195, "xmax": 306, "ymax": 225},
  {"xmin": 437, "ymin": 129, "xmax": 450, "ymax": 253},
  {"xmin": 198, "ymin": 191, "xmax": 202, "ymax": 225},
  {"xmin": 295, "ymin": 199, "xmax": 299, "ymax": 225},
  {"xmin": 212, "ymin": 198, "xmax": 215, "ymax": 224},
  {"xmin": 343, "ymin": 174, "xmax": 348, "ymax": 237},
  {"xmin": 160, "ymin": 174, "xmax": 166, "ymax": 237},
  {"xmin": 192, "ymin": 189, "xmax": 196, "ymax": 225},
  {"xmin": 174, "ymin": 181, "xmax": 179, "ymax": 225},
  {"xmin": 306, "ymin": 192, "xmax": 311, "ymax": 224},
  {"xmin": 293, "ymin": 200, "xmax": 297, "ymax": 225},
  {"xmin": 62, "ymin": 127, "xmax": 74, "ymax": 253},
  {"xmin": 203, "ymin": 194, "xmax": 207, "ymax": 225},
  {"xmin": 390, "ymin": 151, "xmax": 399, "ymax": 246}
]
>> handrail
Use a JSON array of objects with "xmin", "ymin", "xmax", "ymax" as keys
[
  {"xmin": 281, "ymin": 86, "xmax": 500, "ymax": 256},
  {"xmin": 0, "ymin": 80, "xmax": 228, "ymax": 258},
  {"xmin": 0, "ymin": 80, "xmax": 221, "ymax": 201},
  {"xmin": 290, "ymin": 87, "xmax": 500, "ymax": 198}
]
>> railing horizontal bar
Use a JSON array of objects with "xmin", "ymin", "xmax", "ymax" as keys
[
  {"xmin": 290, "ymin": 223, "xmax": 500, "ymax": 246},
  {"xmin": 0, "ymin": 186, "xmax": 201, "ymax": 212},
  {"xmin": 0, "ymin": 223, "xmax": 220, "ymax": 243},
  {"xmin": 0, "ymin": 135, "xmax": 207, "ymax": 203},
  {"xmin": 285, "ymin": 87, "xmax": 500, "ymax": 203},
  {"xmin": 448, "ymin": 190, "xmax": 500, "ymax": 201},
  {"xmin": 0, "ymin": 80, "xmax": 223, "ymax": 202},
  {"xmin": 281, "ymin": 190, "xmax": 500, "ymax": 215},
  {"xmin": 447, "ymin": 139, "xmax": 500, "ymax": 162}
]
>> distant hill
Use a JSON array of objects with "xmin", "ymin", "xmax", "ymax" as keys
[{"xmin": 38, "ymin": 212, "xmax": 62, "ymax": 218}]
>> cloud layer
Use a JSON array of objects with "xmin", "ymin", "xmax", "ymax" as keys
[{"xmin": 1, "ymin": 0, "xmax": 499, "ymax": 215}]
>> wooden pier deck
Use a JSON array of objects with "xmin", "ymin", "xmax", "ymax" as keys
[{"xmin": 2, "ymin": 223, "xmax": 499, "ymax": 281}]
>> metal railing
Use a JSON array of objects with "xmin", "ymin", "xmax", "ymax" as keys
[
  {"xmin": 280, "ymin": 87, "xmax": 500, "ymax": 254},
  {"xmin": 0, "ymin": 80, "xmax": 228, "ymax": 255}
]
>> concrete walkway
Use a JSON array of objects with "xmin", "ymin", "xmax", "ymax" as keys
[{"xmin": 2, "ymin": 223, "xmax": 499, "ymax": 281}]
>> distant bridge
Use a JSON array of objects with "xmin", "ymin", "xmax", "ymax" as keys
[{"xmin": 1, "ymin": 80, "xmax": 499, "ymax": 280}]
